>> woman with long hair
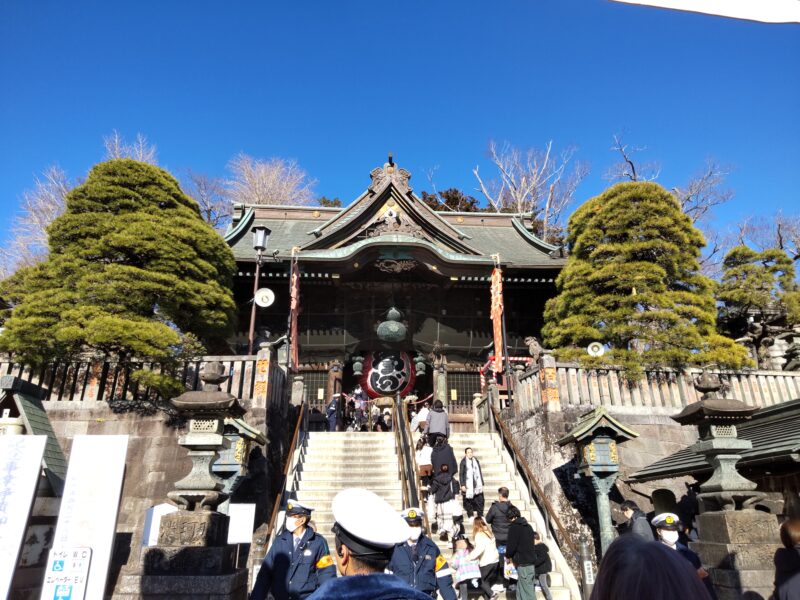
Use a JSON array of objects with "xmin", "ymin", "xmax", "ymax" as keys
[
  {"xmin": 468, "ymin": 517, "xmax": 500, "ymax": 599},
  {"xmin": 590, "ymin": 536, "xmax": 711, "ymax": 600}
]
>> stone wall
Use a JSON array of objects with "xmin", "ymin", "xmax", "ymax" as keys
[{"xmin": 503, "ymin": 404, "xmax": 700, "ymax": 559}]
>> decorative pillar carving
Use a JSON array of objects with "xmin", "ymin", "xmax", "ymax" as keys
[{"xmin": 538, "ymin": 354, "xmax": 561, "ymax": 412}]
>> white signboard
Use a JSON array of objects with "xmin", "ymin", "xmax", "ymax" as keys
[
  {"xmin": 42, "ymin": 435, "xmax": 128, "ymax": 600},
  {"xmin": 142, "ymin": 503, "xmax": 179, "ymax": 547},
  {"xmin": 227, "ymin": 503, "xmax": 257, "ymax": 544},
  {"xmin": 40, "ymin": 547, "xmax": 92, "ymax": 600},
  {"xmin": 0, "ymin": 435, "xmax": 47, "ymax": 599}
]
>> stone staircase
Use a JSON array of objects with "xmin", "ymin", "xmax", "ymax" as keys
[
  {"xmin": 441, "ymin": 432, "xmax": 579, "ymax": 600},
  {"xmin": 291, "ymin": 431, "xmax": 403, "ymax": 551},
  {"xmin": 277, "ymin": 430, "xmax": 580, "ymax": 600}
]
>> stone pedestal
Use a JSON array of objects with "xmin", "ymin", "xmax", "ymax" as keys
[{"xmin": 692, "ymin": 509, "xmax": 780, "ymax": 600}]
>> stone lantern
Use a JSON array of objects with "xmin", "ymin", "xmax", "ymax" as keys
[
  {"xmin": 671, "ymin": 371, "xmax": 779, "ymax": 600},
  {"xmin": 132, "ymin": 361, "xmax": 249, "ymax": 599},
  {"xmin": 557, "ymin": 407, "xmax": 638, "ymax": 555}
]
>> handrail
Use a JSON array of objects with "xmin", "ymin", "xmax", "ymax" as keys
[
  {"xmin": 264, "ymin": 402, "xmax": 307, "ymax": 549},
  {"xmin": 399, "ymin": 399, "xmax": 431, "ymax": 534},
  {"xmin": 393, "ymin": 402, "xmax": 411, "ymax": 509},
  {"xmin": 490, "ymin": 404, "xmax": 579, "ymax": 560}
]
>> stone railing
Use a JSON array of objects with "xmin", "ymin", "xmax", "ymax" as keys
[
  {"xmin": 0, "ymin": 356, "xmax": 273, "ymax": 407},
  {"xmin": 514, "ymin": 359, "xmax": 800, "ymax": 413}
]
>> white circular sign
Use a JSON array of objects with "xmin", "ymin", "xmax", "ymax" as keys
[
  {"xmin": 254, "ymin": 288, "xmax": 275, "ymax": 308},
  {"xmin": 587, "ymin": 342, "xmax": 605, "ymax": 357}
]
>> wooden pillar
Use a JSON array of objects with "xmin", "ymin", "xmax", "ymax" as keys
[{"xmin": 538, "ymin": 354, "xmax": 562, "ymax": 412}]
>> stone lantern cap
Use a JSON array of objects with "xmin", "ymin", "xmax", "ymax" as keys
[
  {"xmin": 672, "ymin": 397, "xmax": 757, "ymax": 427},
  {"xmin": 672, "ymin": 370, "xmax": 756, "ymax": 427},
  {"xmin": 170, "ymin": 361, "xmax": 246, "ymax": 419}
]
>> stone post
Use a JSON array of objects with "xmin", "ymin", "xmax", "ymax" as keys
[
  {"xmin": 290, "ymin": 375, "xmax": 305, "ymax": 407},
  {"xmin": 538, "ymin": 354, "xmax": 562, "ymax": 413},
  {"xmin": 672, "ymin": 372, "xmax": 781, "ymax": 600},
  {"xmin": 121, "ymin": 362, "xmax": 248, "ymax": 599}
]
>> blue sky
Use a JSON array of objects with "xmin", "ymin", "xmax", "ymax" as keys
[{"xmin": 1, "ymin": 0, "xmax": 798, "ymax": 245}]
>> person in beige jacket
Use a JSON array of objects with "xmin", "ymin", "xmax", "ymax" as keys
[{"xmin": 468, "ymin": 517, "xmax": 501, "ymax": 599}]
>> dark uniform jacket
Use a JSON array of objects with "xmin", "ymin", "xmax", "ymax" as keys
[
  {"xmin": 506, "ymin": 517, "xmax": 537, "ymax": 568},
  {"xmin": 307, "ymin": 572, "xmax": 435, "ymax": 600},
  {"xmin": 485, "ymin": 501, "xmax": 513, "ymax": 543},
  {"xmin": 251, "ymin": 527, "xmax": 336, "ymax": 600},
  {"xmin": 673, "ymin": 543, "xmax": 718, "ymax": 600},
  {"xmin": 388, "ymin": 536, "xmax": 458, "ymax": 600},
  {"xmin": 774, "ymin": 546, "xmax": 800, "ymax": 600}
]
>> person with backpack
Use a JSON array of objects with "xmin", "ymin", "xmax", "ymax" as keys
[
  {"xmin": 430, "ymin": 464, "xmax": 462, "ymax": 542},
  {"xmin": 532, "ymin": 531, "xmax": 553, "ymax": 600}
]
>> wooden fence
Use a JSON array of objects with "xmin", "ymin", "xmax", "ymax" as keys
[
  {"xmin": 0, "ymin": 356, "xmax": 260, "ymax": 405},
  {"xmin": 516, "ymin": 363, "xmax": 800, "ymax": 411}
]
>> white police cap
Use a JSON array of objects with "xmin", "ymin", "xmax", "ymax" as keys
[
  {"xmin": 286, "ymin": 500, "xmax": 314, "ymax": 516},
  {"xmin": 331, "ymin": 488, "xmax": 410, "ymax": 554},
  {"xmin": 401, "ymin": 507, "xmax": 423, "ymax": 523},
  {"xmin": 651, "ymin": 512, "xmax": 681, "ymax": 530}
]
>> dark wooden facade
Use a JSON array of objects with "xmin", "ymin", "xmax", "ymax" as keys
[{"xmin": 225, "ymin": 160, "xmax": 565, "ymax": 409}]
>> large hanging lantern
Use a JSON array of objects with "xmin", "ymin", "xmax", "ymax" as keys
[{"xmin": 360, "ymin": 351, "xmax": 416, "ymax": 398}]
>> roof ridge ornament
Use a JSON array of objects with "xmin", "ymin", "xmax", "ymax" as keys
[{"xmin": 369, "ymin": 152, "xmax": 412, "ymax": 194}]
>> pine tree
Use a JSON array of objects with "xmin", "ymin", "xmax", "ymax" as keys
[
  {"xmin": 542, "ymin": 181, "xmax": 751, "ymax": 376},
  {"xmin": 0, "ymin": 159, "xmax": 237, "ymax": 391},
  {"xmin": 717, "ymin": 245, "xmax": 800, "ymax": 355}
]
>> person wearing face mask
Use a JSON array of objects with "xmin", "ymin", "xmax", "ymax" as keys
[
  {"xmin": 651, "ymin": 512, "xmax": 718, "ymax": 600},
  {"xmin": 387, "ymin": 507, "xmax": 458, "ymax": 600},
  {"xmin": 251, "ymin": 501, "xmax": 336, "ymax": 600}
]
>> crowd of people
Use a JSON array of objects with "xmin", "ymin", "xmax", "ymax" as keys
[{"xmin": 255, "ymin": 397, "xmax": 800, "ymax": 600}]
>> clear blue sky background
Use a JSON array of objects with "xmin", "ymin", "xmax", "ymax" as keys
[{"xmin": 1, "ymin": 0, "xmax": 798, "ymax": 245}]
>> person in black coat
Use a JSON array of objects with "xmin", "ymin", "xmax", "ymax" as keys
[
  {"xmin": 459, "ymin": 447, "xmax": 485, "ymax": 517},
  {"xmin": 505, "ymin": 506, "xmax": 537, "ymax": 600},
  {"xmin": 431, "ymin": 437, "xmax": 458, "ymax": 477},
  {"xmin": 429, "ymin": 464, "xmax": 462, "ymax": 541},
  {"xmin": 485, "ymin": 487, "xmax": 514, "ymax": 588},
  {"xmin": 774, "ymin": 519, "xmax": 800, "ymax": 600},
  {"xmin": 620, "ymin": 500, "xmax": 653, "ymax": 541},
  {"xmin": 532, "ymin": 531, "xmax": 553, "ymax": 600}
]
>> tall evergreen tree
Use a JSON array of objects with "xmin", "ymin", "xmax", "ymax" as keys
[
  {"xmin": 0, "ymin": 160, "xmax": 237, "ymax": 384},
  {"xmin": 543, "ymin": 181, "xmax": 750, "ymax": 375},
  {"xmin": 717, "ymin": 246, "xmax": 800, "ymax": 354}
]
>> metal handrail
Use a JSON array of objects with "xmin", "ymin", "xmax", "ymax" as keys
[
  {"xmin": 399, "ymin": 399, "xmax": 431, "ymax": 533},
  {"xmin": 490, "ymin": 404, "xmax": 580, "ymax": 560},
  {"xmin": 393, "ymin": 402, "xmax": 411, "ymax": 509},
  {"xmin": 263, "ymin": 401, "xmax": 307, "ymax": 549}
]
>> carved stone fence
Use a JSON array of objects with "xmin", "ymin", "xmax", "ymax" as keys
[
  {"xmin": 515, "ymin": 362, "xmax": 800, "ymax": 414},
  {"xmin": 0, "ymin": 356, "xmax": 268, "ymax": 408}
]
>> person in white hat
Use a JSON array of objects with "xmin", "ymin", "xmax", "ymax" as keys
[
  {"xmin": 251, "ymin": 500, "xmax": 336, "ymax": 600},
  {"xmin": 307, "ymin": 489, "xmax": 433, "ymax": 600},
  {"xmin": 651, "ymin": 512, "xmax": 717, "ymax": 600},
  {"xmin": 387, "ymin": 507, "xmax": 457, "ymax": 600}
]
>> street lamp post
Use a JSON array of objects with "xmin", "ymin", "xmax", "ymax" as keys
[{"xmin": 247, "ymin": 226, "xmax": 271, "ymax": 355}]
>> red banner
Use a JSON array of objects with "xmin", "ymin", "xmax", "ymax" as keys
[
  {"xmin": 289, "ymin": 256, "xmax": 300, "ymax": 371},
  {"xmin": 490, "ymin": 267, "xmax": 504, "ymax": 373}
]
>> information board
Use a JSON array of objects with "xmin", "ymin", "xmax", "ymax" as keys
[
  {"xmin": 0, "ymin": 435, "xmax": 47, "ymax": 599},
  {"xmin": 42, "ymin": 435, "xmax": 128, "ymax": 600},
  {"xmin": 40, "ymin": 547, "xmax": 92, "ymax": 600},
  {"xmin": 227, "ymin": 503, "xmax": 257, "ymax": 544}
]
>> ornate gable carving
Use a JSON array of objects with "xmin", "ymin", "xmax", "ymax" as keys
[
  {"xmin": 363, "ymin": 207, "xmax": 425, "ymax": 239},
  {"xmin": 368, "ymin": 158, "xmax": 411, "ymax": 195}
]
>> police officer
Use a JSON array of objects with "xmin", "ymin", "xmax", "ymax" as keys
[
  {"xmin": 307, "ymin": 488, "xmax": 432, "ymax": 600},
  {"xmin": 651, "ymin": 512, "xmax": 718, "ymax": 600},
  {"xmin": 388, "ymin": 507, "xmax": 458, "ymax": 600},
  {"xmin": 251, "ymin": 501, "xmax": 336, "ymax": 600}
]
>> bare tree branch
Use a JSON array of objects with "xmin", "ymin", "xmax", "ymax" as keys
[
  {"xmin": 472, "ymin": 140, "xmax": 587, "ymax": 241},
  {"xmin": 226, "ymin": 153, "xmax": 316, "ymax": 206},
  {"xmin": 604, "ymin": 133, "xmax": 661, "ymax": 182},
  {"xmin": 182, "ymin": 171, "xmax": 232, "ymax": 230},
  {"xmin": 0, "ymin": 165, "xmax": 71, "ymax": 278},
  {"xmin": 738, "ymin": 213, "xmax": 800, "ymax": 262},
  {"xmin": 103, "ymin": 130, "xmax": 158, "ymax": 164},
  {"xmin": 672, "ymin": 159, "xmax": 734, "ymax": 224}
]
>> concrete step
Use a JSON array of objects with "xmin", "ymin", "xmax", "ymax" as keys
[{"xmin": 298, "ymin": 471, "xmax": 400, "ymax": 482}]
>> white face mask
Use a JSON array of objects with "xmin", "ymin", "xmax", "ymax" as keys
[
  {"xmin": 286, "ymin": 516, "xmax": 302, "ymax": 533},
  {"xmin": 408, "ymin": 527, "xmax": 422, "ymax": 541},
  {"xmin": 660, "ymin": 530, "xmax": 680, "ymax": 546}
]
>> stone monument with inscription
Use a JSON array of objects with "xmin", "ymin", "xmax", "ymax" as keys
[{"xmin": 118, "ymin": 361, "xmax": 249, "ymax": 599}]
